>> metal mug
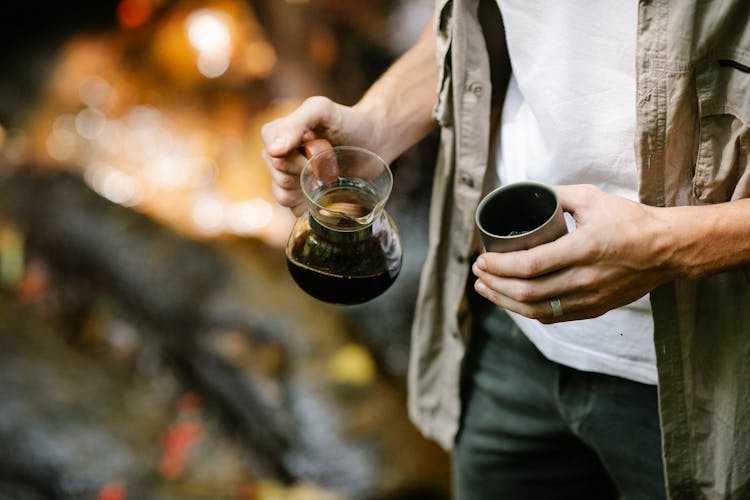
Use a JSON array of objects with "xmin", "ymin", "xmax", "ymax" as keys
[{"xmin": 475, "ymin": 181, "xmax": 568, "ymax": 253}]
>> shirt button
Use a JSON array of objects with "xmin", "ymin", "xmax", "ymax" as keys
[
  {"xmin": 468, "ymin": 82, "xmax": 483, "ymax": 97},
  {"xmin": 455, "ymin": 251, "xmax": 467, "ymax": 264},
  {"xmin": 459, "ymin": 172, "xmax": 475, "ymax": 188},
  {"xmin": 451, "ymin": 248, "xmax": 467, "ymax": 264}
]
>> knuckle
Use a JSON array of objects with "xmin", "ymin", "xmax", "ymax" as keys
[
  {"xmin": 304, "ymin": 96, "xmax": 338, "ymax": 125},
  {"xmin": 581, "ymin": 244, "xmax": 600, "ymax": 262},
  {"xmin": 580, "ymin": 183, "xmax": 598, "ymax": 196},
  {"xmin": 260, "ymin": 149, "xmax": 272, "ymax": 166},
  {"xmin": 590, "ymin": 291, "xmax": 608, "ymax": 310},
  {"xmin": 584, "ymin": 184, "xmax": 604, "ymax": 205},
  {"xmin": 260, "ymin": 119, "xmax": 283, "ymax": 145},
  {"xmin": 269, "ymin": 155, "xmax": 293, "ymax": 174},
  {"xmin": 571, "ymin": 232, "xmax": 603, "ymax": 262},
  {"xmin": 512, "ymin": 282, "xmax": 536, "ymax": 303},
  {"xmin": 260, "ymin": 121, "xmax": 273, "ymax": 141},
  {"xmin": 272, "ymin": 185, "xmax": 299, "ymax": 208},
  {"xmin": 277, "ymin": 173, "xmax": 299, "ymax": 191},
  {"xmin": 272, "ymin": 123, "xmax": 294, "ymax": 143},
  {"xmin": 526, "ymin": 305, "xmax": 545, "ymax": 321},
  {"xmin": 304, "ymin": 95, "xmax": 331, "ymax": 109},
  {"xmin": 265, "ymin": 156, "xmax": 281, "ymax": 173},
  {"xmin": 520, "ymin": 256, "xmax": 542, "ymax": 277},
  {"xmin": 575, "ymin": 270, "xmax": 598, "ymax": 291}
]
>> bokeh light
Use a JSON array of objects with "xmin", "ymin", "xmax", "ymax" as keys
[
  {"xmin": 185, "ymin": 8, "xmax": 233, "ymax": 78},
  {"xmin": 117, "ymin": 0, "xmax": 153, "ymax": 29}
]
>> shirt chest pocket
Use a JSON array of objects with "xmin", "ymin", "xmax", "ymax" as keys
[{"xmin": 694, "ymin": 56, "xmax": 750, "ymax": 203}]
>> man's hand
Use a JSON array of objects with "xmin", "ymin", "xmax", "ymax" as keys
[
  {"xmin": 471, "ymin": 184, "xmax": 680, "ymax": 323},
  {"xmin": 260, "ymin": 97, "xmax": 376, "ymax": 216},
  {"xmin": 260, "ymin": 20, "xmax": 438, "ymax": 215}
]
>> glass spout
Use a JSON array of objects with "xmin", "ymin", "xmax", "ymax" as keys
[{"xmin": 301, "ymin": 146, "xmax": 392, "ymax": 231}]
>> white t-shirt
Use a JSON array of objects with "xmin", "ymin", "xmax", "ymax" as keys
[{"xmin": 493, "ymin": 0, "xmax": 657, "ymax": 384}]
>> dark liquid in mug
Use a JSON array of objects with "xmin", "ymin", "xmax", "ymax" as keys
[{"xmin": 478, "ymin": 186, "xmax": 557, "ymax": 236}]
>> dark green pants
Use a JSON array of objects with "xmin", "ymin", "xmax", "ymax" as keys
[{"xmin": 453, "ymin": 298, "xmax": 666, "ymax": 500}]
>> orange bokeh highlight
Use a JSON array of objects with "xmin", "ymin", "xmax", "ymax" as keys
[{"xmin": 118, "ymin": 0, "xmax": 152, "ymax": 29}]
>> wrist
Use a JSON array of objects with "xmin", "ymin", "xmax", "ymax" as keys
[
  {"xmin": 350, "ymin": 100, "xmax": 392, "ymax": 160},
  {"xmin": 650, "ymin": 202, "xmax": 750, "ymax": 281},
  {"xmin": 646, "ymin": 205, "xmax": 709, "ymax": 281},
  {"xmin": 352, "ymin": 94, "xmax": 435, "ymax": 164}
]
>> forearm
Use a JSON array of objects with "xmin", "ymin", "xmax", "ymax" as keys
[
  {"xmin": 353, "ymin": 21, "xmax": 439, "ymax": 163},
  {"xmin": 652, "ymin": 199, "xmax": 750, "ymax": 280}
]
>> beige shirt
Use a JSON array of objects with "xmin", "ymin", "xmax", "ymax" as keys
[{"xmin": 408, "ymin": 0, "xmax": 750, "ymax": 498}]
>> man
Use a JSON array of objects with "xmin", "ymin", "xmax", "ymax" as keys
[{"xmin": 262, "ymin": 0, "xmax": 750, "ymax": 498}]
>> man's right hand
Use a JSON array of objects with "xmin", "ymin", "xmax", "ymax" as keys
[
  {"xmin": 260, "ymin": 96, "xmax": 377, "ymax": 216},
  {"xmin": 261, "ymin": 20, "xmax": 438, "ymax": 215}
]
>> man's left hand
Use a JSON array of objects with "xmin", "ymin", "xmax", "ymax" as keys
[{"xmin": 472, "ymin": 184, "xmax": 679, "ymax": 323}]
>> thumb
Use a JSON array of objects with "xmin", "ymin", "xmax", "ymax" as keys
[
  {"xmin": 553, "ymin": 184, "xmax": 599, "ymax": 214},
  {"xmin": 263, "ymin": 117, "xmax": 304, "ymax": 157},
  {"xmin": 263, "ymin": 97, "xmax": 339, "ymax": 157}
]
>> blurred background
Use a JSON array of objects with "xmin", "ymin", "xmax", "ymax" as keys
[{"xmin": 0, "ymin": 1, "xmax": 449, "ymax": 499}]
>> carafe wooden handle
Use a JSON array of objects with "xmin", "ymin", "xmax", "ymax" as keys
[{"xmin": 299, "ymin": 139, "xmax": 338, "ymax": 185}]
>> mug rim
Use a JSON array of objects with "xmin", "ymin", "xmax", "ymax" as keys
[{"xmin": 475, "ymin": 180, "xmax": 561, "ymax": 239}]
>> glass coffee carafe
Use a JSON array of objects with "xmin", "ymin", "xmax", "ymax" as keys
[{"xmin": 285, "ymin": 143, "xmax": 402, "ymax": 305}]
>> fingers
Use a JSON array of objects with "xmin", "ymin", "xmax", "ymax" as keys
[
  {"xmin": 474, "ymin": 234, "xmax": 583, "ymax": 279},
  {"xmin": 268, "ymin": 173, "xmax": 303, "ymax": 209},
  {"xmin": 261, "ymin": 96, "xmax": 339, "ymax": 157},
  {"xmin": 553, "ymin": 184, "xmax": 599, "ymax": 213},
  {"xmin": 260, "ymin": 119, "xmax": 288, "ymax": 157},
  {"xmin": 261, "ymin": 97, "xmax": 342, "ymax": 212},
  {"xmin": 473, "ymin": 278, "xmax": 548, "ymax": 320},
  {"xmin": 471, "ymin": 253, "xmax": 607, "ymax": 323},
  {"xmin": 261, "ymin": 147, "xmax": 308, "ymax": 211},
  {"xmin": 473, "ymin": 279, "xmax": 607, "ymax": 323},
  {"xmin": 262, "ymin": 148, "xmax": 307, "ymax": 177},
  {"xmin": 472, "ymin": 262, "xmax": 557, "ymax": 301},
  {"xmin": 471, "ymin": 260, "xmax": 583, "ymax": 307}
]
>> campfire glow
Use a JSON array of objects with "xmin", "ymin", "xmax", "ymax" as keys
[{"xmin": 19, "ymin": 0, "xmax": 291, "ymax": 245}]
